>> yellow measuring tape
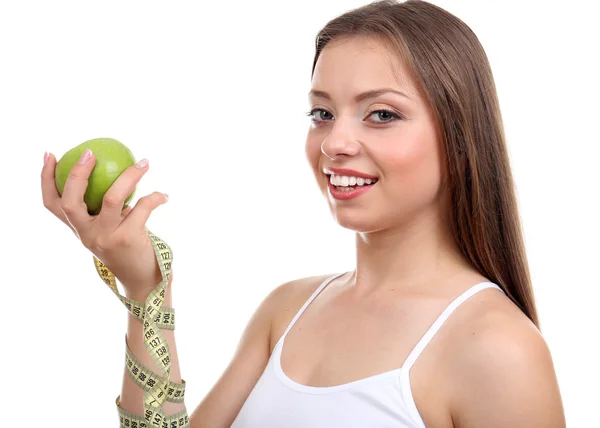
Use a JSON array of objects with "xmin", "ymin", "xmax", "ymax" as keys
[{"xmin": 93, "ymin": 229, "xmax": 189, "ymax": 427}]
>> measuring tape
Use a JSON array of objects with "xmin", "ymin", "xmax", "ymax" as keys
[{"xmin": 93, "ymin": 229, "xmax": 189, "ymax": 427}]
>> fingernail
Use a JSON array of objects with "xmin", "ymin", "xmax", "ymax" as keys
[
  {"xmin": 135, "ymin": 158, "xmax": 149, "ymax": 168},
  {"xmin": 77, "ymin": 149, "xmax": 92, "ymax": 164},
  {"xmin": 163, "ymin": 193, "xmax": 169, "ymax": 202},
  {"xmin": 43, "ymin": 152, "xmax": 49, "ymax": 166}
]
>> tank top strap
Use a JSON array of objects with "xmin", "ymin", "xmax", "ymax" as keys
[
  {"xmin": 281, "ymin": 272, "xmax": 347, "ymax": 339},
  {"xmin": 402, "ymin": 281, "xmax": 503, "ymax": 372}
]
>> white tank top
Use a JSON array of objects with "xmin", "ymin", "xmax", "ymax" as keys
[{"xmin": 231, "ymin": 273, "xmax": 503, "ymax": 428}]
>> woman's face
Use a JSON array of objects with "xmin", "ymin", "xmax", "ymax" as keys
[{"xmin": 305, "ymin": 36, "xmax": 446, "ymax": 233}]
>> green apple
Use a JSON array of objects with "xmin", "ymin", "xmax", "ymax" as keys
[{"xmin": 55, "ymin": 137, "xmax": 136, "ymax": 215}]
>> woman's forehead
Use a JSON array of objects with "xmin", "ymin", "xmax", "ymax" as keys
[{"xmin": 311, "ymin": 37, "xmax": 419, "ymax": 102}]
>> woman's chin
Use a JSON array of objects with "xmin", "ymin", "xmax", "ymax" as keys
[{"xmin": 332, "ymin": 212, "xmax": 383, "ymax": 233}]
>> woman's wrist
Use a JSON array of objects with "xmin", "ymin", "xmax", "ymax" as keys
[
  {"xmin": 125, "ymin": 287, "xmax": 172, "ymax": 307},
  {"xmin": 124, "ymin": 274, "xmax": 173, "ymax": 306}
]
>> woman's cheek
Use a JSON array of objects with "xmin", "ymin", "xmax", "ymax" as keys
[
  {"xmin": 377, "ymin": 134, "xmax": 439, "ymax": 193},
  {"xmin": 398, "ymin": 143, "xmax": 443, "ymax": 205}
]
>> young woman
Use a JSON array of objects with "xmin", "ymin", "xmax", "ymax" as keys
[{"xmin": 41, "ymin": 0, "xmax": 566, "ymax": 426}]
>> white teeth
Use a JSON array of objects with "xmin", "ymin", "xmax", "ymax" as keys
[{"xmin": 327, "ymin": 174, "xmax": 378, "ymax": 187}]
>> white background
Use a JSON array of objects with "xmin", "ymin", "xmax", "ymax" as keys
[{"xmin": 1, "ymin": 0, "xmax": 598, "ymax": 426}]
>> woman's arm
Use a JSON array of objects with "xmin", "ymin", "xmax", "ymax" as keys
[
  {"xmin": 118, "ymin": 276, "xmax": 186, "ymax": 417},
  {"xmin": 121, "ymin": 275, "xmax": 280, "ymax": 427},
  {"xmin": 41, "ymin": 151, "xmax": 278, "ymax": 425}
]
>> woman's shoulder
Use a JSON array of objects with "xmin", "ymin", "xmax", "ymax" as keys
[
  {"xmin": 444, "ymin": 278, "xmax": 547, "ymax": 374},
  {"xmin": 449, "ymin": 288, "xmax": 547, "ymax": 371},
  {"xmin": 264, "ymin": 273, "xmax": 341, "ymax": 349},
  {"xmin": 443, "ymin": 284, "xmax": 565, "ymax": 426},
  {"xmin": 268, "ymin": 272, "xmax": 340, "ymax": 304}
]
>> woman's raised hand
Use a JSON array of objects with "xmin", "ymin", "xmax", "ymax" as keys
[{"xmin": 41, "ymin": 150, "xmax": 169, "ymax": 300}]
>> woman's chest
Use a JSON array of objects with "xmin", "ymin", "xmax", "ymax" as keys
[
  {"xmin": 269, "ymin": 292, "xmax": 457, "ymax": 427},
  {"xmin": 274, "ymin": 293, "xmax": 432, "ymax": 386}
]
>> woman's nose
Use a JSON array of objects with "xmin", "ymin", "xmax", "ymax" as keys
[{"xmin": 321, "ymin": 132, "xmax": 361, "ymax": 160}]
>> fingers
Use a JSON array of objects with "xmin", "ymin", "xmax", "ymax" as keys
[
  {"xmin": 97, "ymin": 158, "xmax": 150, "ymax": 229},
  {"xmin": 41, "ymin": 152, "xmax": 71, "ymax": 229},
  {"xmin": 60, "ymin": 149, "xmax": 95, "ymax": 231},
  {"xmin": 43, "ymin": 149, "xmax": 167, "ymax": 253},
  {"xmin": 121, "ymin": 191, "xmax": 169, "ymax": 230}
]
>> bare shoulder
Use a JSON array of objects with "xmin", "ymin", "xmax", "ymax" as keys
[
  {"xmin": 187, "ymin": 273, "xmax": 340, "ymax": 426},
  {"xmin": 265, "ymin": 273, "xmax": 341, "ymax": 351},
  {"xmin": 446, "ymin": 289, "xmax": 566, "ymax": 428},
  {"xmin": 267, "ymin": 272, "xmax": 337, "ymax": 305}
]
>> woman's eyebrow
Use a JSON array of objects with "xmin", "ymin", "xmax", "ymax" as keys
[{"xmin": 308, "ymin": 87, "xmax": 412, "ymax": 102}]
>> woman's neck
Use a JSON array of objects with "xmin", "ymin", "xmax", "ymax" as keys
[{"xmin": 349, "ymin": 211, "xmax": 473, "ymax": 297}]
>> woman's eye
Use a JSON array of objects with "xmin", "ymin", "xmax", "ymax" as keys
[
  {"xmin": 306, "ymin": 108, "xmax": 333, "ymax": 122},
  {"xmin": 368, "ymin": 109, "xmax": 401, "ymax": 123}
]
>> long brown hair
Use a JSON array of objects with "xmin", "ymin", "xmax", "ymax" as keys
[{"xmin": 311, "ymin": 0, "xmax": 540, "ymax": 329}]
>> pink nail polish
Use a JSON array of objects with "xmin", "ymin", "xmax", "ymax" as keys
[
  {"xmin": 135, "ymin": 158, "xmax": 149, "ymax": 168},
  {"xmin": 43, "ymin": 152, "xmax": 49, "ymax": 165},
  {"xmin": 77, "ymin": 149, "xmax": 92, "ymax": 164}
]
